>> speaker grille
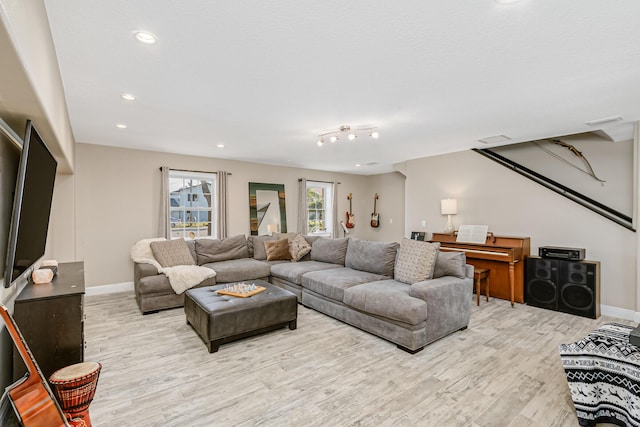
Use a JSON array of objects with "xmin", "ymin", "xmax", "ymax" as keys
[
  {"xmin": 528, "ymin": 280, "xmax": 557, "ymax": 304},
  {"xmin": 560, "ymin": 283, "xmax": 594, "ymax": 311},
  {"xmin": 525, "ymin": 257, "xmax": 599, "ymax": 318}
]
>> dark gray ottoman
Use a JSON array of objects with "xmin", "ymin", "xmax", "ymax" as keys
[{"xmin": 185, "ymin": 280, "xmax": 298, "ymax": 352}]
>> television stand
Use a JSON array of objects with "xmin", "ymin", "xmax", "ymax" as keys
[{"xmin": 12, "ymin": 261, "xmax": 85, "ymax": 382}]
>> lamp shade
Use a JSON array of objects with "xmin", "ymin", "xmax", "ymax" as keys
[{"xmin": 440, "ymin": 198, "xmax": 458, "ymax": 215}]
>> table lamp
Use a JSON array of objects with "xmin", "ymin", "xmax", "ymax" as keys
[
  {"xmin": 440, "ymin": 198, "xmax": 458, "ymax": 233},
  {"xmin": 267, "ymin": 224, "xmax": 278, "ymax": 235}
]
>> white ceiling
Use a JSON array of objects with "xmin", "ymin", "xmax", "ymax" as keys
[{"xmin": 43, "ymin": 0, "xmax": 640, "ymax": 175}]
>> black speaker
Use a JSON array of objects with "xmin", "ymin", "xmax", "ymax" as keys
[
  {"xmin": 525, "ymin": 257, "xmax": 559, "ymax": 310},
  {"xmin": 525, "ymin": 257, "xmax": 600, "ymax": 319},
  {"xmin": 558, "ymin": 260, "xmax": 600, "ymax": 319}
]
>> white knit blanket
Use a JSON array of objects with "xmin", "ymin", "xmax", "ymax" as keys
[{"xmin": 130, "ymin": 238, "xmax": 216, "ymax": 294}]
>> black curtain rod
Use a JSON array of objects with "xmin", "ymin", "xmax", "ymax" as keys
[
  {"xmin": 159, "ymin": 167, "xmax": 231, "ymax": 176},
  {"xmin": 298, "ymin": 178, "xmax": 341, "ymax": 184}
]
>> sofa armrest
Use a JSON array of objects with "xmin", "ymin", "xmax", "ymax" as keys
[
  {"xmin": 465, "ymin": 264, "xmax": 474, "ymax": 279},
  {"xmin": 134, "ymin": 262, "xmax": 160, "ymax": 283},
  {"xmin": 409, "ymin": 275, "xmax": 473, "ymax": 343}
]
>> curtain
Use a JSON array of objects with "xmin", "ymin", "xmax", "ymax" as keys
[
  {"xmin": 331, "ymin": 181, "xmax": 339, "ymax": 238},
  {"xmin": 217, "ymin": 171, "xmax": 229, "ymax": 239},
  {"xmin": 297, "ymin": 178, "xmax": 308, "ymax": 235},
  {"xmin": 159, "ymin": 166, "xmax": 171, "ymax": 238},
  {"xmin": 216, "ymin": 171, "xmax": 229, "ymax": 239}
]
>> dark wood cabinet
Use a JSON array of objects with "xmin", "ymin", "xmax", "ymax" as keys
[{"xmin": 12, "ymin": 261, "xmax": 85, "ymax": 382}]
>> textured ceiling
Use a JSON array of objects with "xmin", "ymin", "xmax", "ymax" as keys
[{"xmin": 43, "ymin": 0, "xmax": 640, "ymax": 174}]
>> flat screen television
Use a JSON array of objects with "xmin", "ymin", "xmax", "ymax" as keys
[{"xmin": 3, "ymin": 120, "xmax": 57, "ymax": 288}]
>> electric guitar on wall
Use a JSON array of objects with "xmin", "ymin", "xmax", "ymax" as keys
[
  {"xmin": 346, "ymin": 193, "xmax": 355, "ymax": 228},
  {"xmin": 0, "ymin": 305, "xmax": 69, "ymax": 426},
  {"xmin": 370, "ymin": 193, "xmax": 380, "ymax": 228}
]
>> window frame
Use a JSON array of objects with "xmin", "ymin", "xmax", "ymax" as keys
[
  {"xmin": 168, "ymin": 170, "xmax": 217, "ymax": 240},
  {"xmin": 306, "ymin": 180, "xmax": 333, "ymax": 237}
]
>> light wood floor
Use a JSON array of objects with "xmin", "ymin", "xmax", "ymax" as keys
[{"xmin": 84, "ymin": 292, "xmax": 629, "ymax": 426}]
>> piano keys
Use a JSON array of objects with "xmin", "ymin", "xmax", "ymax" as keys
[{"xmin": 430, "ymin": 233, "xmax": 530, "ymax": 306}]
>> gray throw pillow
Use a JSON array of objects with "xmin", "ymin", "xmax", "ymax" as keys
[
  {"xmin": 247, "ymin": 235, "xmax": 277, "ymax": 260},
  {"xmin": 150, "ymin": 239, "xmax": 196, "ymax": 268},
  {"xmin": 310, "ymin": 237, "xmax": 349, "ymax": 265},
  {"xmin": 195, "ymin": 235, "xmax": 249, "ymax": 265},
  {"xmin": 394, "ymin": 238, "xmax": 440, "ymax": 284},
  {"xmin": 345, "ymin": 238, "xmax": 399, "ymax": 276},
  {"xmin": 433, "ymin": 251, "xmax": 467, "ymax": 279}
]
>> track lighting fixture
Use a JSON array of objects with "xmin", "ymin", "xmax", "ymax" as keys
[{"xmin": 316, "ymin": 124, "xmax": 379, "ymax": 147}]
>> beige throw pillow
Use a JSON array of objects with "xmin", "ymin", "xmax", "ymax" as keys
[
  {"xmin": 264, "ymin": 238, "xmax": 293, "ymax": 261},
  {"xmin": 150, "ymin": 239, "xmax": 196, "ymax": 268},
  {"xmin": 394, "ymin": 238, "xmax": 440, "ymax": 284},
  {"xmin": 289, "ymin": 234, "xmax": 312, "ymax": 262}
]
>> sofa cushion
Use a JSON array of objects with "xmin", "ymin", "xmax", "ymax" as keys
[
  {"xmin": 310, "ymin": 237, "xmax": 349, "ymax": 265},
  {"xmin": 434, "ymin": 251, "xmax": 467, "ymax": 279},
  {"xmin": 345, "ymin": 238, "xmax": 398, "ymax": 277},
  {"xmin": 150, "ymin": 238, "xmax": 196, "ymax": 267},
  {"xmin": 302, "ymin": 268, "xmax": 387, "ymax": 302},
  {"xmin": 247, "ymin": 235, "xmax": 276, "ymax": 260},
  {"xmin": 138, "ymin": 273, "xmax": 216, "ymax": 295},
  {"xmin": 195, "ymin": 235, "xmax": 249, "ymax": 265},
  {"xmin": 264, "ymin": 238, "xmax": 292, "ymax": 261},
  {"xmin": 270, "ymin": 261, "xmax": 342, "ymax": 285},
  {"xmin": 343, "ymin": 280, "xmax": 428, "ymax": 325},
  {"xmin": 394, "ymin": 238, "xmax": 440, "ymax": 284},
  {"xmin": 201, "ymin": 258, "xmax": 270, "ymax": 283},
  {"xmin": 186, "ymin": 240, "xmax": 197, "ymax": 263},
  {"xmin": 289, "ymin": 234, "xmax": 312, "ymax": 262}
]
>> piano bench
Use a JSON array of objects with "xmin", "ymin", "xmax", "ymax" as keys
[{"xmin": 474, "ymin": 268, "xmax": 490, "ymax": 306}]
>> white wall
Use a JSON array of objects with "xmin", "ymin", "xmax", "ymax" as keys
[
  {"xmin": 405, "ymin": 149, "xmax": 637, "ymax": 311},
  {"xmin": 49, "ymin": 143, "xmax": 380, "ymax": 287},
  {"xmin": 360, "ymin": 172, "xmax": 406, "ymax": 242},
  {"xmin": 0, "ymin": 0, "xmax": 75, "ymax": 172},
  {"xmin": 491, "ymin": 134, "xmax": 633, "ymax": 217}
]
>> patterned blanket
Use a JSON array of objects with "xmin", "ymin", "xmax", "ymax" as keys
[{"xmin": 559, "ymin": 323, "xmax": 640, "ymax": 427}]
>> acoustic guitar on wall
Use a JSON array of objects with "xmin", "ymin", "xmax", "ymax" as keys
[
  {"xmin": 345, "ymin": 193, "xmax": 355, "ymax": 228},
  {"xmin": 370, "ymin": 193, "xmax": 380, "ymax": 228}
]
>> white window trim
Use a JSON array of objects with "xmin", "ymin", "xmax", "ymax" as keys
[
  {"xmin": 306, "ymin": 180, "xmax": 333, "ymax": 237},
  {"xmin": 168, "ymin": 170, "xmax": 217, "ymax": 240}
]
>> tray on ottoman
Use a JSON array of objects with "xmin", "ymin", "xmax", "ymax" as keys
[{"xmin": 185, "ymin": 280, "xmax": 298, "ymax": 353}]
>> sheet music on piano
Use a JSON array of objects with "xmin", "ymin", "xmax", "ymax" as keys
[{"xmin": 456, "ymin": 225, "xmax": 489, "ymax": 244}]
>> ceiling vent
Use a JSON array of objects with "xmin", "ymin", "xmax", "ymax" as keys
[{"xmin": 478, "ymin": 135, "xmax": 511, "ymax": 144}]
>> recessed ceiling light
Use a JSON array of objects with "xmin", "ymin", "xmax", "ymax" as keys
[
  {"xmin": 355, "ymin": 164, "xmax": 361, "ymax": 167},
  {"xmin": 116, "ymin": 123, "xmax": 127, "ymax": 129},
  {"xmin": 216, "ymin": 144, "xmax": 225, "ymax": 148},
  {"xmin": 121, "ymin": 93, "xmax": 136, "ymax": 101},
  {"xmin": 134, "ymin": 31, "xmax": 157, "ymax": 44}
]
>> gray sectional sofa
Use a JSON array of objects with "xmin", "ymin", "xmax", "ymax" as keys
[{"xmin": 133, "ymin": 234, "xmax": 473, "ymax": 353}]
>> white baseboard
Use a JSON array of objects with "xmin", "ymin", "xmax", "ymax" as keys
[
  {"xmin": 600, "ymin": 304, "xmax": 639, "ymax": 322},
  {"xmin": 85, "ymin": 281, "xmax": 134, "ymax": 296}
]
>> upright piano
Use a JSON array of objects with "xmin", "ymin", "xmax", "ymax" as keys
[{"xmin": 430, "ymin": 233, "xmax": 530, "ymax": 306}]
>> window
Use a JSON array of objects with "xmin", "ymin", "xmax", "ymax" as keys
[
  {"xmin": 306, "ymin": 181, "xmax": 333, "ymax": 236},
  {"xmin": 168, "ymin": 171, "xmax": 217, "ymax": 239}
]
